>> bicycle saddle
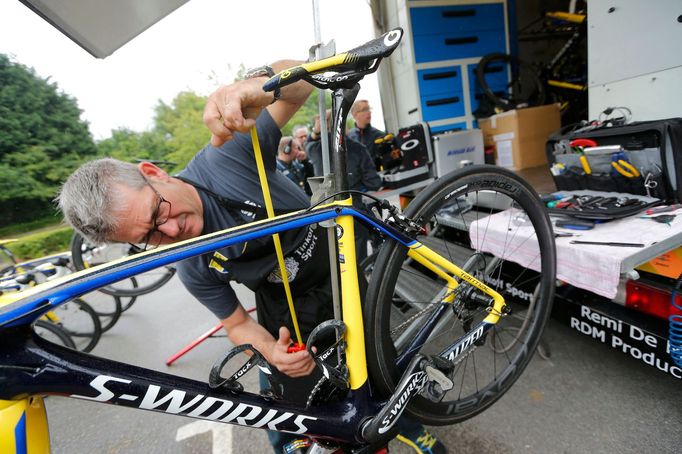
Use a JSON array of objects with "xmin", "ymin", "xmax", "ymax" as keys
[{"xmin": 263, "ymin": 27, "xmax": 403, "ymax": 92}]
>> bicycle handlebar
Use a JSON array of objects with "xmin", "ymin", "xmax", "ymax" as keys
[{"xmin": 263, "ymin": 28, "xmax": 403, "ymax": 92}]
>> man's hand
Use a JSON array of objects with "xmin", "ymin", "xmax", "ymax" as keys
[
  {"xmin": 203, "ymin": 78, "xmax": 273, "ymax": 147},
  {"xmin": 269, "ymin": 327, "xmax": 316, "ymax": 378}
]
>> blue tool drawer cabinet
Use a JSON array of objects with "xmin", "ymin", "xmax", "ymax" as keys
[{"xmin": 382, "ymin": 0, "xmax": 513, "ymax": 133}]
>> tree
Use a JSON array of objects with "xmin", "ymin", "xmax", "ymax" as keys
[
  {"xmin": 0, "ymin": 54, "xmax": 97, "ymax": 226},
  {"xmin": 96, "ymin": 128, "xmax": 168, "ymax": 163},
  {"xmin": 282, "ymin": 91, "xmax": 332, "ymax": 136},
  {"xmin": 152, "ymin": 91, "xmax": 210, "ymax": 172}
]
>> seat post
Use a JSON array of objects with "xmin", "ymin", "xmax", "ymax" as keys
[{"xmin": 331, "ymin": 84, "xmax": 360, "ymax": 198}]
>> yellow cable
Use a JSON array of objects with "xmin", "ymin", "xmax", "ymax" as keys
[{"xmin": 250, "ymin": 127, "xmax": 304, "ymax": 347}]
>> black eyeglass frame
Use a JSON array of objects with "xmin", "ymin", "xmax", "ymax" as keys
[{"xmin": 129, "ymin": 176, "xmax": 171, "ymax": 252}]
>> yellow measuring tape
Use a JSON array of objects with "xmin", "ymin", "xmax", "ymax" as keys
[{"xmin": 250, "ymin": 127, "xmax": 304, "ymax": 350}]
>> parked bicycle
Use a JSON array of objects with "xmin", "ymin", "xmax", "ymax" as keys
[
  {"xmin": 0, "ymin": 249, "xmax": 102, "ymax": 352},
  {"xmin": 0, "ymin": 28, "xmax": 556, "ymax": 452}
]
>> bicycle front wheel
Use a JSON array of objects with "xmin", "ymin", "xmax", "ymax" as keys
[
  {"xmin": 70, "ymin": 233, "xmax": 176, "ymax": 297},
  {"xmin": 365, "ymin": 165, "xmax": 556, "ymax": 425}
]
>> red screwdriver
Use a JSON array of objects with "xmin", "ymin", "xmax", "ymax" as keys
[{"xmin": 645, "ymin": 204, "xmax": 681, "ymax": 215}]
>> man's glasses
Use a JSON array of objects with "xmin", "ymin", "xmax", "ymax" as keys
[
  {"xmin": 132, "ymin": 177, "xmax": 171, "ymax": 252},
  {"xmin": 356, "ymin": 107, "xmax": 372, "ymax": 113}
]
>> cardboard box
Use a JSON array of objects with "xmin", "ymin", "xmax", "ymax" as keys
[{"xmin": 478, "ymin": 104, "xmax": 561, "ymax": 170}]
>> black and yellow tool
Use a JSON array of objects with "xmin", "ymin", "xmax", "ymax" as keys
[
  {"xmin": 569, "ymin": 138, "xmax": 593, "ymax": 175},
  {"xmin": 610, "ymin": 151, "xmax": 640, "ymax": 178}
]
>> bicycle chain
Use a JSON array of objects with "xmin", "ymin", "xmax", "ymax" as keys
[{"xmin": 389, "ymin": 290, "xmax": 457, "ymax": 336}]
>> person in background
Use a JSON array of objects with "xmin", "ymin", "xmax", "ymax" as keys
[
  {"xmin": 348, "ymin": 99, "xmax": 386, "ymax": 167},
  {"xmin": 292, "ymin": 124, "xmax": 310, "ymax": 146},
  {"xmin": 306, "ymin": 111, "xmax": 381, "ymax": 262},
  {"xmin": 276, "ymin": 136, "xmax": 314, "ymax": 196}
]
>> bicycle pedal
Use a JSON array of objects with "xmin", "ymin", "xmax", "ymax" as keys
[
  {"xmin": 424, "ymin": 365, "xmax": 453, "ymax": 391},
  {"xmin": 208, "ymin": 344, "xmax": 282, "ymax": 399},
  {"xmin": 421, "ymin": 357, "xmax": 454, "ymax": 403}
]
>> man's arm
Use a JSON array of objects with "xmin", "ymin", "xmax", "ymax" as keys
[
  {"xmin": 204, "ymin": 60, "xmax": 313, "ymax": 147},
  {"xmin": 221, "ymin": 304, "xmax": 316, "ymax": 378}
]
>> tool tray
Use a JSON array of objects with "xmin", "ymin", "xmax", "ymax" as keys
[
  {"xmin": 546, "ymin": 190, "xmax": 661, "ymax": 220},
  {"xmin": 546, "ymin": 118, "xmax": 682, "ymax": 203}
]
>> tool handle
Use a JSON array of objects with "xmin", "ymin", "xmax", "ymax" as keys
[
  {"xmin": 645, "ymin": 205, "xmax": 680, "ymax": 215},
  {"xmin": 287, "ymin": 343, "xmax": 307, "ymax": 353}
]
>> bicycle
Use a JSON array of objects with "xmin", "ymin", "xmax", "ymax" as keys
[
  {"xmin": 475, "ymin": 9, "xmax": 587, "ymax": 124},
  {"xmin": 0, "ymin": 28, "xmax": 556, "ymax": 452},
  {"xmin": 0, "ymin": 247, "xmax": 103, "ymax": 352}
]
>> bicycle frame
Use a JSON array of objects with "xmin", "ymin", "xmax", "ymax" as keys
[
  {"xmin": 0, "ymin": 198, "xmax": 505, "ymax": 449},
  {"xmin": 1, "ymin": 35, "xmax": 511, "ymax": 448}
]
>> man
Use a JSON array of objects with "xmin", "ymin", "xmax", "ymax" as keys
[
  {"xmin": 292, "ymin": 124, "xmax": 309, "ymax": 146},
  {"xmin": 276, "ymin": 136, "xmax": 314, "ymax": 195},
  {"xmin": 306, "ymin": 111, "xmax": 382, "ymax": 262},
  {"xmin": 58, "ymin": 61, "xmax": 444, "ymax": 454},
  {"xmin": 348, "ymin": 99, "xmax": 386, "ymax": 167}
]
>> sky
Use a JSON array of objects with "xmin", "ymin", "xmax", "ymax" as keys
[{"xmin": 0, "ymin": 0, "xmax": 384, "ymax": 140}]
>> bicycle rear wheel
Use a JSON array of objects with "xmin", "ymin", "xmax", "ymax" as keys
[
  {"xmin": 365, "ymin": 165, "xmax": 556, "ymax": 425},
  {"xmin": 475, "ymin": 53, "xmax": 545, "ymax": 111},
  {"xmin": 70, "ymin": 233, "xmax": 175, "ymax": 297}
]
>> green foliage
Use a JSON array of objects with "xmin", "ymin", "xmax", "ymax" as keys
[
  {"xmin": 5, "ymin": 226, "xmax": 73, "ymax": 261},
  {"xmin": 153, "ymin": 91, "xmax": 211, "ymax": 172},
  {"xmin": 96, "ymin": 128, "xmax": 168, "ymax": 163},
  {"xmin": 93, "ymin": 91, "xmax": 210, "ymax": 173},
  {"xmin": 0, "ymin": 54, "xmax": 98, "ymax": 226},
  {"xmin": 282, "ymin": 91, "xmax": 332, "ymax": 136},
  {"xmin": 0, "ymin": 215, "xmax": 64, "ymax": 238}
]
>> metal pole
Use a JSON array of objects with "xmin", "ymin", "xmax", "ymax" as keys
[
  {"xmin": 312, "ymin": 0, "xmax": 330, "ymax": 175},
  {"xmin": 312, "ymin": 0, "xmax": 340, "ymax": 322}
]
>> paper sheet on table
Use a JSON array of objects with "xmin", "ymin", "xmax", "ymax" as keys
[{"xmin": 469, "ymin": 208, "xmax": 682, "ymax": 299}]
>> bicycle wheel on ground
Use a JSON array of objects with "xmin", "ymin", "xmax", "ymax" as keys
[
  {"xmin": 47, "ymin": 298, "xmax": 102, "ymax": 352},
  {"xmin": 70, "ymin": 233, "xmax": 175, "ymax": 297},
  {"xmin": 83, "ymin": 291, "xmax": 124, "ymax": 333},
  {"xmin": 33, "ymin": 319, "xmax": 77, "ymax": 349},
  {"xmin": 475, "ymin": 53, "xmax": 546, "ymax": 111},
  {"xmin": 365, "ymin": 165, "xmax": 556, "ymax": 425}
]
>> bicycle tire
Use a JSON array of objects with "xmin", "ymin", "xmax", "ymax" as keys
[
  {"xmin": 49, "ymin": 298, "xmax": 102, "ymax": 353},
  {"xmin": 475, "ymin": 53, "xmax": 546, "ymax": 111},
  {"xmin": 70, "ymin": 233, "xmax": 176, "ymax": 297},
  {"xmin": 34, "ymin": 319, "xmax": 77, "ymax": 349},
  {"xmin": 120, "ymin": 277, "xmax": 139, "ymax": 312},
  {"xmin": 365, "ymin": 165, "xmax": 556, "ymax": 425},
  {"xmin": 84, "ymin": 292, "xmax": 124, "ymax": 333}
]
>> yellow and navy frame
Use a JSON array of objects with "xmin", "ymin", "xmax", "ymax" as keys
[
  {"xmin": 0, "ymin": 199, "xmax": 507, "ymax": 450},
  {"xmin": 0, "ymin": 42, "xmax": 507, "ymax": 448}
]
